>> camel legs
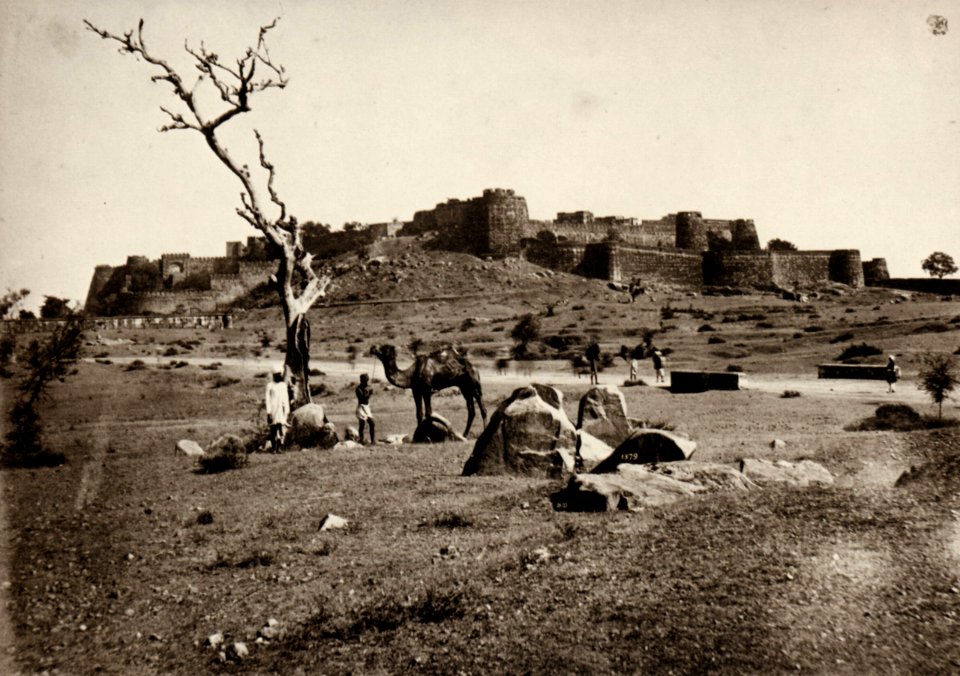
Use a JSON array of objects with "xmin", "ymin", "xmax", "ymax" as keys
[
  {"xmin": 413, "ymin": 391, "xmax": 424, "ymax": 424},
  {"xmin": 460, "ymin": 386, "xmax": 475, "ymax": 437}
]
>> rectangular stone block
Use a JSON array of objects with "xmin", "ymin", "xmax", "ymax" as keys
[
  {"xmin": 669, "ymin": 371, "xmax": 745, "ymax": 393},
  {"xmin": 817, "ymin": 364, "xmax": 888, "ymax": 380}
]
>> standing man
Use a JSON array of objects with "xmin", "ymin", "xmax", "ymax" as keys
[
  {"xmin": 585, "ymin": 342, "xmax": 601, "ymax": 385},
  {"xmin": 652, "ymin": 349, "xmax": 666, "ymax": 384},
  {"xmin": 265, "ymin": 368, "xmax": 290, "ymax": 452},
  {"xmin": 356, "ymin": 373, "xmax": 376, "ymax": 445}
]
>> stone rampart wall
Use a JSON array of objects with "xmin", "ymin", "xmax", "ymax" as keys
[{"xmin": 616, "ymin": 247, "xmax": 704, "ymax": 286}]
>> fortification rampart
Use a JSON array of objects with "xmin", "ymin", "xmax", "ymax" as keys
[
  {"xmin": 702, "ymin": 250, "xmax": 864, "ymax": 288},
  {"xmin": 616, "ymin": 247, "xmax": 704, "ymax": 286}
]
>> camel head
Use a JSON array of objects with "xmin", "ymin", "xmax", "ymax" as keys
[{"xmin": 369, "ymin": 344, "xmax": 396, "ymax": 363}]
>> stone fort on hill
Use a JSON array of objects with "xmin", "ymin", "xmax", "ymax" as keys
[{"xmin": 85, "ymin": 188, "xmax": 889, "ymax": 316}]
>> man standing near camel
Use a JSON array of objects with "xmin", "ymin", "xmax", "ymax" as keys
[{"xmin": 355, "ymin": 373, "xmax": 376, "ymax": 445}]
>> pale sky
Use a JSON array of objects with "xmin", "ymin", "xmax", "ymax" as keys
[{"xmin": 1, "ymin": 0, "xmax": 959, "ymax": 310}]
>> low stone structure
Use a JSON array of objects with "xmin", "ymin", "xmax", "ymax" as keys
[
  {"xmin": 817, "ymin": 364, "xmax": 888, "ymax": 380},
  {"xmin": 669, "ymin": 371, "xmax": 746, "ymax": 393}
]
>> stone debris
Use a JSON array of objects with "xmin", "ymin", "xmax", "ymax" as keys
[
  {"xmin": 739, "ymin": 458, "xmax": 834, "ymax": 487},
  {"xmin": 319, "ymin": 513, "xmax": 349, "ymax": 531},
  {"xmin": 176, "ymin": 439, "xmax": 205, "ymax": 457}
]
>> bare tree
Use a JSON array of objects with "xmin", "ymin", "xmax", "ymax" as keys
[{"xmin": 85, "ymin": 18, "xmax": 329, "ymax": 404}]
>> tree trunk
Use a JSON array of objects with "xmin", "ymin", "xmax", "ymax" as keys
[{"xmin": 284, "ymin": 310, "xmax": 312, "ymax": 407}]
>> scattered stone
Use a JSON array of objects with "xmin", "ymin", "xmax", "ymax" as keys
[
  {"xmin": 206, "ymin": 434, "xmax": 245, "ymax": 455},
  {"xmin": 739, "ymin": 458, "xmax": 834, "ymax": 487},
  {"xmin": 332, "ymin": 440, "xmax": 362, "ymax": 452},
  {"xmin": 205, "ymin": 632, "xmax": 224, "ymax": 649},
  {"xmin": 344, "ymin": 426, "xmax": 360, "ymax": 442},
  {"xmin": 383, "ymin": 434, "xmax": 410, "ymax": 445},
  {"xmin": 576, "ymin": 386, "xmax": 632, "ymax": 447},
  {"xmin": 257, "ymin": 618, "xmax": 281, "ymax": 640},
  {"xmin": 176, "ymin": 439, "xmax": 205, "ymax": 457},
  {"xmin": 462, "ymin": 385, "xmax": 576, "ymax": 479},
  {"xmin": 225, "ymin": 642, "xmax": 249, "ymax": 661},
  {"xmin": 552, "ymin": 462, "xmax": 754, "ymax": 512},
  {"xmin": 319, "ymin": 513, "xmax": 348, "ymax": 531},
  {"xmin": 412, "ymin": 414, "xmax": 466, "ymax": 444},
  {"xmin": 592, "ymin": 429, "xmax": 697, "ymax": 473},
  {"xmin": 770, "ymin": 439, "xmax": 787, "ymax": 450}
]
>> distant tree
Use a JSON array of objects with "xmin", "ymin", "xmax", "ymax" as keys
[
  {"xmin": 510, "ymin": 313, "xmax": 541, "ymax": 359},
  {"xmin": 0, "ymin": 288, "xmax": 29, "ymax": 319},
  {"xmin": 921, "ymin": 252, "xmax": 957, "ymax": 279},
  {"xmin": 18, "ymin": 310, "xmax": 36, "ymax": 321},
  {"xmin": 87, "ymin": 18, "xmax": 332, "ymax": 405},
  {"xmin": 918, "ymin": 353, "xmax": 959, "ymax": 419},
  {"xmin": 767, "ymin": 238, "xmax": 798, "ymax": 252},
  {"xmin": 40, "ymin": 296, "xmax": 73, "ymax": 319},
  {"xmin": 3, "ymin": 319, "xmax": 85, "ymax": 467}
]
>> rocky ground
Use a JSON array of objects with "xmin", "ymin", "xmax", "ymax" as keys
[{"xmin": 2, "ymin": 243, "xmax": 959, "ymax": 673}]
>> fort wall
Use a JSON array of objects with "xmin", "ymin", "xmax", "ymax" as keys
[
  {"xmin": 616, "ymin": 248, "xmax": 704, "ymax": 286},
  {"xmin": 862, "ymin": 258, "xmax": 890, "ymax": 286}
]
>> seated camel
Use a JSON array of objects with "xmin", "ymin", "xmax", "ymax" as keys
[{"xmin": 370, "ymin": 344, "xmax": 487, "ymax": 437}]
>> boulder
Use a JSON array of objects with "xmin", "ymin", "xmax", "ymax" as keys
[
  {"xmin": 592, "ymin": 429, "xmax": 697, "ymax": 473},
  {"xmin": 344, "ymin": 426, "xmax": 360, "ymax": 442},
  {"xmin": 739, "ymin": 458, "xmax": 834, "ymax": 487},
  {"xmin": 383, "ymin": 434, "xmax": 410, "ymax": 445},
  {"xmin": 176, "ymin": 439, "xmax": 205, "ymax": 457},
  {"xmin": 770, "ymin": 439, "xmax": 787, "ymax": 450},
  {"xmin": 319, "ymin": 513, "xmax": 348, "ymax": 531},
  {"xmin": 412, "ymin": 414, "xmax": 466, "ymax": 444},
  {"xmin": 553, "ymin": 462, "xmax": 754, "ymax": 511},
  {"xmin": 575, "ymin": 430, "xmax": 614, "ymax": 472},
  {"xmin": 462, "ymin": 385, "xmax": 576, "ymax": 479},
  {"xmin": 332, "ymin": 440, "xmax": 362, "ymax": 452},
  {"xmin": 552, "ymin": 462, "xmax": 754, "ymax": 512},
  {"xmin": 576, "ymin": 386, "xmax": 632, "ymax": 447},
  {"xmin": 289, "ymin": 404, "xmax": 338, "ymax": 449}
]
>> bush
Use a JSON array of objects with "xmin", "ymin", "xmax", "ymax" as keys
[
  {"xmin": 707, "ymin": 336, "xmax": 726, "ymax": 344},
  {"xmin": 198, "ymin": 436, "xmax": 249, "ymax": 473},
  {"xmin": 432, "ymin": 512, "xmax": 473, "ymax": 529},
  {"xmin": 210, "ymin": 376, "xmax": 241, "ymax": 389},
  {"xmin": 853, "ymin": 404, "xmax": 923, "ymax": 431},
  {"xmin": 913, "ymin": 322, "xmax": 951, "ymax": 334},
  {"xmin": 756, "ymin": 321, "xmax": 775, "ymax": 329},
  {"xmin": 125, "ymin": 359, "xmax": 147, "ymax": 371},
  {"xmin": 836, "ymin": 343, "xmax": 883, "ymax": 362},
  {"xmin": 803, "ymin": 325, "xmax": 824, "ymax": 333},
  {"xmin": 697, "ymin": 324, "xmax": 716, "ymax": 332},
  {"xmin": 781, "ymin": 390, "xmax": 801, "ymax": 399}
]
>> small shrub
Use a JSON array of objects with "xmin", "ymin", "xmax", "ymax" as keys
[
  {"xmin": 198, "ymin": 437, "xmax": 249, "ymax": 473},
  {"xmin": 829, "ymin": 332, "xmax": 855, "ymax": 344},
  {"xmin": 200, "ymin": 362, "xmax": 222, "ymax": 371},
  {"xmin": 210, "ymin": 376, "xmax": 241, "ymax": 389},
  {"xmin": 162, "ymin": 346, "xmax": 179, "ymax": 356},
  {"xmin": 726, "ymin": 365, "xmax": 744, "ymax": 373},
  {"xmin": 852, "ymin": 404, "xmax": 923, "ymax": 431},
  {"xmin": 95, "ymin": 358, "xmax": 113, "ymax": 365},
  {"xmin": 756, "ymin": 321, "xmax": 775, "ymax": 329},
  {"xmin": 781, "ymin": 390, "xmax": 801, "ymax": 398},
  {"xmin": 697, "ymin": 324, "xmax": 716, "ymax": 332},
  {"xmin": 913, "ymin": 322, "xmax": 951, "ymax": 334},
  {"xmin": 803, "ymin": 325, "xmax": 824, "ymax": 333},
  {"xmin": 836, "ymin": 342, "xmax": 882, "ymax": 362},
  {"xmin": 432, "ymin": 512, "xmax": 473, "ymax": 529},
  {"xmin": 125, "ymin": 359, "xmax": 147, "ymax": 371},
  {"xmin": 196, "ymin": 510, "xmax": 214, "ymax": 525},
  {"xmin": 707, "ymin": 336, "xmax": 726, "ymax": 344}
]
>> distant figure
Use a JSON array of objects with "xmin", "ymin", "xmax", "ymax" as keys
[
  {"xmin": 630, "ymin": 357, "xmax": 639, "ymax": 382},
  {"xmin": 885, "ymin": 355, "xmax": 901, "ymax": 393},
  {"xmin": 496, "ymin": 357, "xmax": 510, "ymax": 376},
  {"xmin": 355, "ymin": 373, "xmax": 376, "ymax": 445},
  {"xmin": 264, "ymin": 368, "xmax": 290, "ymax": 452},
  {"xmin": 652, "ymin": 349, "xmax": 666, "ymax": 384},
  {"xmin": 585, "ymin": 342, "xmax": 601, "ymax": 385}
]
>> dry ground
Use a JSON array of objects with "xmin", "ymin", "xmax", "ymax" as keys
[{"xmin": 2, "ymin": 258, "xmax": 960, "ymax": 673}]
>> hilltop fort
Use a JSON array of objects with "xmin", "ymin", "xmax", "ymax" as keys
[{"xmin": 85, "ymin": 188, "xmax": 889, "ymax": 315}]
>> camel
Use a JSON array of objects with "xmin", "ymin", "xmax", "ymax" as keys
[{"xmin": 369, "ymin": 344, "xmax": 488, "ymax": 437}]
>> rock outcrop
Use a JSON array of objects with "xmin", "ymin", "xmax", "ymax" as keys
[
  {"xmin": 591, "ymin": 429, "xmax": 697, "ymax": 473},
  {"xmin": 412, "ymin": 414, "xmax": 467, "ymax": 444},
  {"xmin": 739, "ymin": 458, "xmax": 834, "ymax": 487},
  {"xmin": 462, "ymin": 385, "xmax": 576, "ymax": 478},
  {"xmin": 576, "ymin": 386, "xmax": 632, "ymax": 447},
  {"xmin": 289, "ymin": 404, "xmax": 338, "ymax": 449}
]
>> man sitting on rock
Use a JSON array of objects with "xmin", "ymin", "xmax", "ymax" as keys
[{"xmin": 355, "ymin": 373, "xmax": 376, "ymax": 445}]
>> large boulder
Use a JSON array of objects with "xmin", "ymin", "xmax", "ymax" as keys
[
  {"xmin": 592, "ymin": 429, "xmax": 697, "ymax": 473},
  {"xmin": 412, "ymin": 414, "xmax": 467, "ymax": 444},
  {"xmin": 462, "ymin": 385, "xmax": 576, "ymax": 479},
  {"xmin": 739, "ymin": 458, "xmax": 834, "ymax": 487},
  {"xmin": 552, "ymin": 462, "xmax": 754, "ymax": 512},
  {"xmin": 577, "ymin": 386, "xmax": 632, "ymax": 446},
  {"xmin": 289, "ymin": 404, "xmax": 338, "ymax": 449},
  {"xmin": 575, "ymin": 430, "xmax": 614, "ymax": 472}
]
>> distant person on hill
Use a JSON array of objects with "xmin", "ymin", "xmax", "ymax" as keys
[
  {"xmin": 630, "ymin": 356, "xmax": 638, "ymax": 382},
  {"xmin": 356, "ymin": 373, "xmax": 376, "ymax": 445},
  {"xmin": 264, "ymin": 368, "xmax": 290, "ymax": 452},
  {"xmin": 652, "ymin": 349, "xmax": 666, "ymax": 384},
  {"xmin": 885, "ymin": 355, "xmax": 901, "ymax": 393},
  {"xmin": 585, "ymin": 342, "xmax": 601, "ymax": 385}
]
